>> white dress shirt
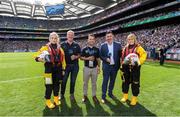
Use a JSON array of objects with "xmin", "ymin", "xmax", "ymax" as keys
[{"xmin": 107, "ymin": 42, "xmax": 115, "ymax": 65}]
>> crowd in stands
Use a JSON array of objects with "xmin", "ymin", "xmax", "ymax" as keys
[
  {"xmin": 0, "ymin": 40, "xmax": 47, "ymax": 52},
  {"xmin": 0, "ymin": 0, "xmax": 144, "ymax": 29},
  {"xmin": 76, "ymin": 24, "xmax": 180, "ymax": 51},
  {"xmin": 76, "ymin": 24, "xmax": 180, "ymax": 60},
  {"xmin": 88, "ymin": 0, "xmax": 142, "ymax": 24},
  {"xmin": 0, "ymin": 16, "xmax": 89, "ymax": 29},
  {"xmin": 123, "ymin": 11, "xmax": 179, "ymax": 27},
  {"xmin": 1, "ymin": 9, "xmax": 177, "ymax": 41},
  {"xmin": 114, "ymin": 25, "xmax": 180, "ymax": 48},
  {"xmin": 1, "ymin": 25, "xmax": 179, "ymax": 59},
  {"xmin": 115, "ymin": 25, "xmax": 180, "ymax": 59},
  {"xmin": 0, "ymin": 0, "xmax": 179, "ymax": 60}
]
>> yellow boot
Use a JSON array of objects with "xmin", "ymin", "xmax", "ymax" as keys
[
  {"xmin": 54, "ymin": 96, "xmax": 61, "ymax": 106},
  {"xmin": 130, "ymin": 96, "xmax": 137, "ymax": 106},
  {"xmin": 46, "ymin": 99, "xmax": 55, "ymax": 109},
  {"xmin": 120, "ymin": 93, "xmax": 128, "ymax": 102}
]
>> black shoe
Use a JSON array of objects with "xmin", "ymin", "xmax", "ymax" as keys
[
  {"xmin": 70, "ymin": 94, "xmax": 75, "ymax": 101},
  {"xmin": 109, "ymin": 94, "xmax": 117, "ymax": 99},
  {"xmin": 60, "ymin": 94, "xmax": 64, "ymax": 100},
  {"xmin": 92, "ymin": 96, "xmax": 99, "ymax": 104},
  {"xmin": 82, "ymin": 95, "xmax": 88, "ymax": 102}
]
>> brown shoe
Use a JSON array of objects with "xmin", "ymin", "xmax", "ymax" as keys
[
  {"xmin": 92, "ymin": 96, "xmax": 99, "ymax": 104},
  {"xmin": 82, "ymin": 95, "xmax": 88, "ymax": 102}
]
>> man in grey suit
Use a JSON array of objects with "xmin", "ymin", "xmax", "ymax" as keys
[{"xmin": 100, "ymin": 31, "xmax": 122, "ymax": 103}]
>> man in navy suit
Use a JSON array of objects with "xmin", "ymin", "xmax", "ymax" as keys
[{"xmin": 100, "ymin": 31, "xmax": 122, "ymax": 103}]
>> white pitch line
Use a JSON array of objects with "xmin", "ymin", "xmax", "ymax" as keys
[
  {"xmin": 0, "ymin": 69, "xmax": 85, "ymax": 84},
  {"xmin": 0, "ymin": 76, "xmax": 42, "ymax": 84}
]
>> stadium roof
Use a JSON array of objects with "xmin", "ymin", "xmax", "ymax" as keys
[{"xmin": 0, "ymin": 0, "xmax": 123, "ymax": 20}]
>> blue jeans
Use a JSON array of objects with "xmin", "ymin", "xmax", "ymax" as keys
[
  {"xmin": 61, "ymin": 64, "xmax": 79, "ymax": 95},
  {"xmin": 102, "ymin": 65, "xmax": 118, "ymax": 99}
]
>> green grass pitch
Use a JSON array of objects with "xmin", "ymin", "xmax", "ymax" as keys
[{"xmin": 0, "ymin": 52, "xmax": 180, "ymax": 116}]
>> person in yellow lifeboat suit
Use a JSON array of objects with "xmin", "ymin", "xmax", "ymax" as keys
[
  {"xmin": 34, "ymin": 32, "xmax": 66, "ymax": 109},
  {"xmin": 120, "ymin": 33, "xmax": 147, "ymax": 106}
]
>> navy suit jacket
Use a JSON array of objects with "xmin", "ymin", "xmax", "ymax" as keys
[{"xmin": 100, "ymin": 41, "xmax": 122, "ymax": 71}]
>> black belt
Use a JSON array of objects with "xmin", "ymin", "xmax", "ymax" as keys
[
  {"xmin": 109, "ymin": 64, "xmax": 115, "ymax": 66},
  {"xmin": 67, "ymin": 62, "xmax": 78, "ymax": 65},
  {"xmin": 85, "ymin": 66, "xmax": 96, "ymax": 69},
  {"xmin": 67, "ymin": 64, "xmax": 77, "ymax": 66}
]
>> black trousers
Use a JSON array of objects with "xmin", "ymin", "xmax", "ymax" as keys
[
  {"xmin": 61, "ymin": 64, "xmax": 79, "ymax": 95},
  {"xmin": 122, "ymin": 64, "xmax": 141, "ymax": 96},
  {"xmin": 44, "ymin": 63, "xmax": 62, "ymax": 99},
  {"xmin": 160, "ymin": 55, "xmax": 165, "ymax": 65}
]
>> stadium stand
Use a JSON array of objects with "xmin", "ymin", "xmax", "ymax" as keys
[{"xmin": 0, "ymin": 0, "xmax": 179, "ymax": 60}]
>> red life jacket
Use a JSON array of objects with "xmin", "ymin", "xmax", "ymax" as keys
[{"xmin": 47, "ymin": 43, "xmax": 63, "ymax": 64}]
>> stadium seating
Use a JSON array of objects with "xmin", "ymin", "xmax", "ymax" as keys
[{"xmin": 0, "ymin": 0, "xmax": 179, "ymax": 60}]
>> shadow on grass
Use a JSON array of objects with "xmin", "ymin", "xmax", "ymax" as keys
[
  {"xmin": 160, "ymin": 64, "xmax": 180, "ymax": 69},
  {"xmin": 105, "ymin": 99, "xmax": 156, "ymax": 116},
  {"xmin": 43, "ymin": 97, "xmax": 83, "ymax": 116},
  {"xmin": 43, "ymin": 98, "xmax": 156, "ymax": 116},
  {"xmin": 69, "ymin": 98, "xmax": 83, "ymax": 116},
  {"xmin": 84, "ymin": 98, "xmax": 110, "ymax": 116},
  {"xmin": 60, "ymin": 97, "xmax": 83, "ymax": 116},
  {"xmin": 43, "ymin": 106, "xmax": 60, "ymax": 116}
]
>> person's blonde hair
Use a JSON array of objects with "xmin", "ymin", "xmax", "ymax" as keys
[
  {"xmin": 49, "ymin": 32, "xmax": 60, "ymax": 43},
  {"xmin": 126, "ymin": 33, "xmax": 138, "ymax": 45}
]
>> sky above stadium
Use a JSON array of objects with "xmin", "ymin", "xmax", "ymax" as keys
[
  {"xmin": 13, "ymin": 0, "xmax": 66, "ymax": 5},
  {"xmin": 37, "ymin": 0, "xmax": 66, "ymax": 5}
]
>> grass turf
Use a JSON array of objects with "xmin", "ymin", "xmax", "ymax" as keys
[{"xmin": 0, "ymin": 52, "xmax": 180, "ymax": 116}]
